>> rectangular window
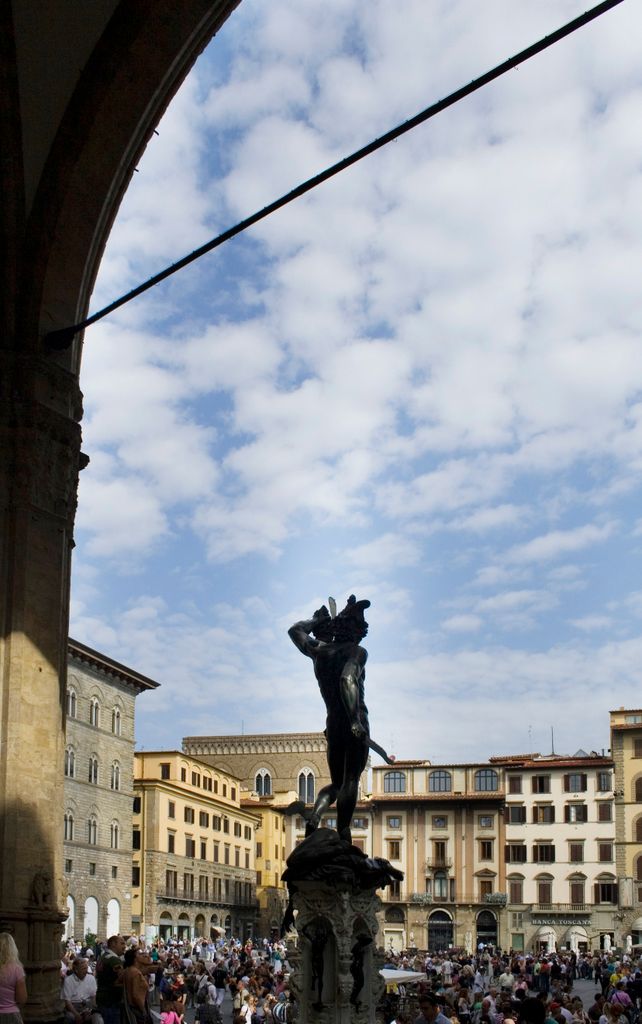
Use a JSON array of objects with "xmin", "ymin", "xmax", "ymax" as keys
[
  {"xmin": 538, "ymin": 880, "xmax": 552, "ymax": 905},
  {"xmin": 168, "ymin": 832, "xmax": 175, "ymax": 854},
  {"xmin": 133, "ymin": 796, "xmax": 141, "ymax": 813},
  {"xmin": 200, "ymin": 811, "xmax": 209, "ymax": 827},
  {"xmin": 479, "ymin": 879, "xmax": 493, "ymax": 897},
  {"xmin": 256, "ymin": 871, "xmax": 262, "ymax": 886},
  {"xmin": 256, "ymin": 842, "xmax": 263, "ymax": 858},
  {"xmin": 274, "ymin": 844, "xmax": 278, "ymax": 859},
  {"xmin": 509, "ymin": 776, "xmax": 523, "ymax": 794},
  {"xmin": 184, "ymin": 807, "xmax": 194, "ymax": 824},
  {"xmin": 533, "ymin": 804, "xmax": 555, "ymax": 824},
  {"xmin": 509, "ymin": 879, "xmax": 523, "ymax": 904},
  {"xmin": 223, "ymin": 784, "xmax": 227, "ymax": 797},
  {"xmin": 223, "ymin": 817, "xmax": 229, "ymax": 834},
  {"xmin": 570, "ymin": 881, "xmax": 585, "ymax": 906},
  {"xmin": 213, "ymin": 842, "xmax": 219, "ymax": 863},
  {"xmin": 505, "ymin": 844, "xmax": 527, "ymax": 864},
  {"xmin": 480, "ymin": 840, "xmax": 493, "ymax": 860},
  {"xmin": 432, "ymin": 816, "xmax": 447, "ymax": 829},
  {"xmin": 191, "ymin": 772, "xmax": 200, "ymax": 786},
  {"xmin": 531, "ymin": 775, "xmax": 551, "ymax": 793},
  {"xmin": 212, "ymin": 816, "xmax": 221, "ymax": 831},
  {"xmin": 569, "ymin": 842, "xmax": 584, "ymax": 863},
  {"xmin": 598, "ymin": 842, "xmax": 613, "ymax": 862},
  {"xmin": 224, "ymin": 845, "xmax": 230, "ymax": 865},
  {"xmin": 132, "ymin": 829, "xmax": 141, "ymax": 850},
  {"xmin": 160, "ymin": 763, "xmax": 170, "ymax": 780},
  {"xmin": 231, "ymin": 787, "xmax": 236, "ymax": 800},
  {"xmin": 565, "ymin": 803, "xmax": 588, "ymax": 823},
  {"xmin": 185, "ymin": 837, "xmax": 195, "ymax": 858},
  {"xmin": 200, "ymin": 840, "xmax": 207, "ymax": 860},
  {"xmin": 181, "ymin": 767, "xmax": 187, "ymax": 782},
  {"xmin": 597, "ymin": 771, "xmax": 611, "ymax": 792},
  {"xmin": 132, "ymin": 865, "xmax": 140, "ymax": 886},
  {"xmin": 478, "ymin": 815, "xmax": 493, "ymax": 829},
  {"xmin": 634, "ymin": 738, "xmax": 642, "ymax": 757},
  {"xmin": 65, "ymin": 859, "xmax": 72, "ymax": 873},
  {"xmin": 564, "ymin": 773, "xmax": 587, "ymax": 792},
  {"xmin": 244, "ymin": 826, "xmax": 252, "ymax": 840},
  {"xmin": 598, "ymin": 802, "xmax": 613, "ymax": 822},
  {"xmin": 533, "ymin": 843, "xmax": 555, "ymax": 863},
  {"xmin": 596, "ymin": 882, "xmax": 617, "ymax": 904},
  {"xmin": 234, "ymin": 822, "xmax": 242, "ymax": 837},
  {"xmin": 387, "ymin": 816, "xmax": 402, "ymax": 829},
  {"xmin": 235, "ymin": 848, "xmax": 240, "ymax": 867},
  {"xmin": 183, "ymin": 872, "xmax": 194, "ymax": 897},
  {"xmin": 508, "ymin": 805, "xmax": 526, "ymax": 824},
  {"xmin": 111, "ymin": 866, "xmax": 118, "ymax": 879},
  {"xmin": 245, "ymin": 851, "xmax": 250, "ymax": 869},
  {"xmin": 166, "ymin": 869, "xmax": 177, "ymax": 895},
  {"xmin": 89, "ymin": 862, "xmax": 96, "ymax": 876},
  {"xmin": 168, "ymin": 801, "xmax": 175, "ymax": 819},
  {"xmin": 388, "ymin": 840, "xmax": 401, "ymax": 860},
  {"xmin": 352, "ymin": 817, "xmax": 368, "ymax": 829},
  {"xmin": 199, "ymin": 876, "xmax": 208, "ymax": 899}
]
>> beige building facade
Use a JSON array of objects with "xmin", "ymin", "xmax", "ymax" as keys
[
  {"xmin": 63, "ymin": 640, "xmax": 159, "ymax": 941},
  {"xmin": 133, "ymin": 751, "xmax": 260, "ymax": 941},
  {"xmin": 610, "ymin": 709, "xmax": 642, "ymax": 945},
  {"xmin": 494, "ymin": 752, "xmax": 616, "ymax": 953},
  {"xmin": 368, "ymin": 760, "xmax": 507, "ymax": 953}
]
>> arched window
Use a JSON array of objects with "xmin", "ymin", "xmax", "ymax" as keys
[
  {"xmin": 434, "ymin": 871, "xmax": 448, "ymax": 899},
  {"xmin": 110, "ymin": 821, "xmax": 119, "ymax": 849},
  {"xmin": 635, "ymin": 818, "xmax": 642, "ymax": 843},
  {"xmin": 87, "ymin": 816, "xmax": 97, "ymax": 845},
  {"xmin": 429, "ymin": 770, "xmax": 452, "ymax": 793},
  {"xmin": 636, "ymin": 855, "xmax": 642, "ymax": 882},
  {"xmin": 112, "ymin": 706, "xmax": 121, "ymax": 735},
  {"xmin": 635, "ymin": 777, "xmax": 642, "ymax": 803},
  {"xmin": 475, "ymin": 769, "xmax": 499, "ymax": 792},
  {"xmin": 255, "ymin": 769, "xmax": 272, "ymax": 797},
  {"xmin": 298, "ymin": 769, "xmax": 315, "ymax": 804},
  {"xmin": 111, "ymin": 761, "xmax": 121, "ymax": 791},
  {"xmin": 88, "ymin": 756, "xmax": 99, "ymax": 785},
  {"xmin": 66, "ymin": 688, "xmax": 77, "ymax": 718},
  {"xmin": 384, "ymin": 771, "xmax": 406, "ymax": 794},
  {"xmin": 64, "ymin": 747, "xmax": 75, "ymax": 778},
  {"xmin": 89, "ymin": 698, "xmax": 100, "ymax": 727},
  {"xmin": 64, "ymin": 812, "xmax": 74, "ymax": 841}
]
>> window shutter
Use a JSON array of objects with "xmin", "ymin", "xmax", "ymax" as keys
[
  {"xmin": 594, "ymin": 882, "xmax": 600, "ymax": 903},
  {"xmin": 504, "ymin": 807, "xmax": 510, "ymax": 824},
  {"xmin": 532, "ymin": 807, "xmax": 538, "ymax": 824},
  {"xmin": 581, "ymin": 773, "xmax": 587, "ymax": 791},
  {"xmin": 505, "ymin": 844, "xmax": 511, "ymax": 862},
  {"xmin": 551, "ymin": 845, "xmax": 556, "ymax": 863},
  {"xmin": 564, "ymin": 805, "xmax": 570, "ymax": 823},
  {"xmin": 563, "ymin": 774, "xmax": 570, "ymax": 792},
  {"xmin": 533, "ymin": 845, "xmax": 538, "ymax": 863}
]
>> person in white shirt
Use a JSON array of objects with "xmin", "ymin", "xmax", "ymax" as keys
[{"xmin": 62, "ymin": 958, "xmax": 102, "ymax": 1024}]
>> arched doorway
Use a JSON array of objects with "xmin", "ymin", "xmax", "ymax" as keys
[
  {"xmin": 177, "ymin": 913, "xmax": 191, "ymax": 941},
  {"xmin": 64, "ymin": 895, "xmax": 75, "ymax": 941},
  {"xmin": 106, "ymin": 899, "xmax": 120, "ymax": 937},
  {"xmin": 476, "ymin": 910, "xmax": 497, "ymax": 950},
  {"xmin": 159, "ymin": 911, "xmax": 173, "ymax": 941},
  {"xmin": 195, "ymin": 914, "xmax": 206, "ymax": 937},
  {"xmin": 224, "ymin": 915, "xmax": 232, "ymax": 937},
  {"xmin": 428, "ymin": 910, "xmax": 453, "ymax": 951},
  {"xmin": 83, "ymin": 897, "xmax": 99, "ymax": 940}
]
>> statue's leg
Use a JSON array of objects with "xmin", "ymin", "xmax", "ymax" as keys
[
  {"xmin": 337, "ymin": 740, "xmax": 367, "ymax": 841},
  {"xmin": 307, "ymin": 783, "xmax": 338, "ymax": 835}
]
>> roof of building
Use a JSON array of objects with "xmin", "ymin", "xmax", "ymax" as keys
[
  {"xmin": 68, "ymin": 637, "xmax": 160, "ymax": 692},
  {"xmin": 183, "ymin": 731, "xmax": 326, "ymax": 743},
  {"xmin": 370, "ymin": 791, "xmax": 505, "ymax": 803},
  {"xmin": 134, "ymin": 749, "xmax": 243, "ymax": 780},
  {"xmin": 490, "ymin": 752, "xmax": 613, "ymax": 768}
]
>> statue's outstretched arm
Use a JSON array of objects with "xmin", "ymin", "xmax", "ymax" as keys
[{"xmin": 288, "ymin": 619, "xmax": 322, "ymax": 658}]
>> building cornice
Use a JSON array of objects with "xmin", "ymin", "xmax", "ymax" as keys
[{"xmin": 68, "ymin": 637, "xmax": 160, "ymax": 692}]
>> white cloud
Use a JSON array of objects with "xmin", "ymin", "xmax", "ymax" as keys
[{"xmin": 505, "ymin": 522, "xmax": 616, "ymax": 565}]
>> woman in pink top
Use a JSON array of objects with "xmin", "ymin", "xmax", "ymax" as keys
[{"xmin": 0, "ymin": 932, "xmax": 27, "ymax": 1022}]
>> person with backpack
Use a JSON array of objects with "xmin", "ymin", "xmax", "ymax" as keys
[{"xmin": 212, "ymin": 964, "xmax": 228, "ymax": 1009}]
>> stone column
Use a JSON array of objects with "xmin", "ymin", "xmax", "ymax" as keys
[
  {"xmin": 0, "ymin": 349, "xmax": 84, "ymax": 1022},
  {"xmin": 287, "ymin": 882, "xmax": 384, "ymax": 1024}
]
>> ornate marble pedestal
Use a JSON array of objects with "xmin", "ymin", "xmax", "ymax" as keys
[{"xmin": 287, "ymin": 881, "xmax": 384, "ymax": 1024}]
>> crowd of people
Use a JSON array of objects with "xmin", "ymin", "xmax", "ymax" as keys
[
  {"xmin": 381, "ymin": 949, "xmax": 642, "ymax": 1024},
  {"xmin": 59, "ymin": 935, "xmax": 295, "ymax": 1024}
]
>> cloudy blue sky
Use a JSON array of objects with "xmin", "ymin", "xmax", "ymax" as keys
[{"xmin": 70, "ymin": 0, "xmax": 642, "ymax": 764}]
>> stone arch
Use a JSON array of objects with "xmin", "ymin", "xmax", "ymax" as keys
[
  {"xmin": 633, "ymin": 775, "xmax": 642, "ymax": 803},
  {"xmin": 106, "ymin": 898, "xmax": 120, "ymax": 935},
  {"xmin": 633, "ymin": 813, "xmax": 642, "ymax": 842}
]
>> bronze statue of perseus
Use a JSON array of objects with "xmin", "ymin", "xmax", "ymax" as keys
[{"xmin": 288, "ymin": 595, "xmax": 393, "ymax": 843}]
